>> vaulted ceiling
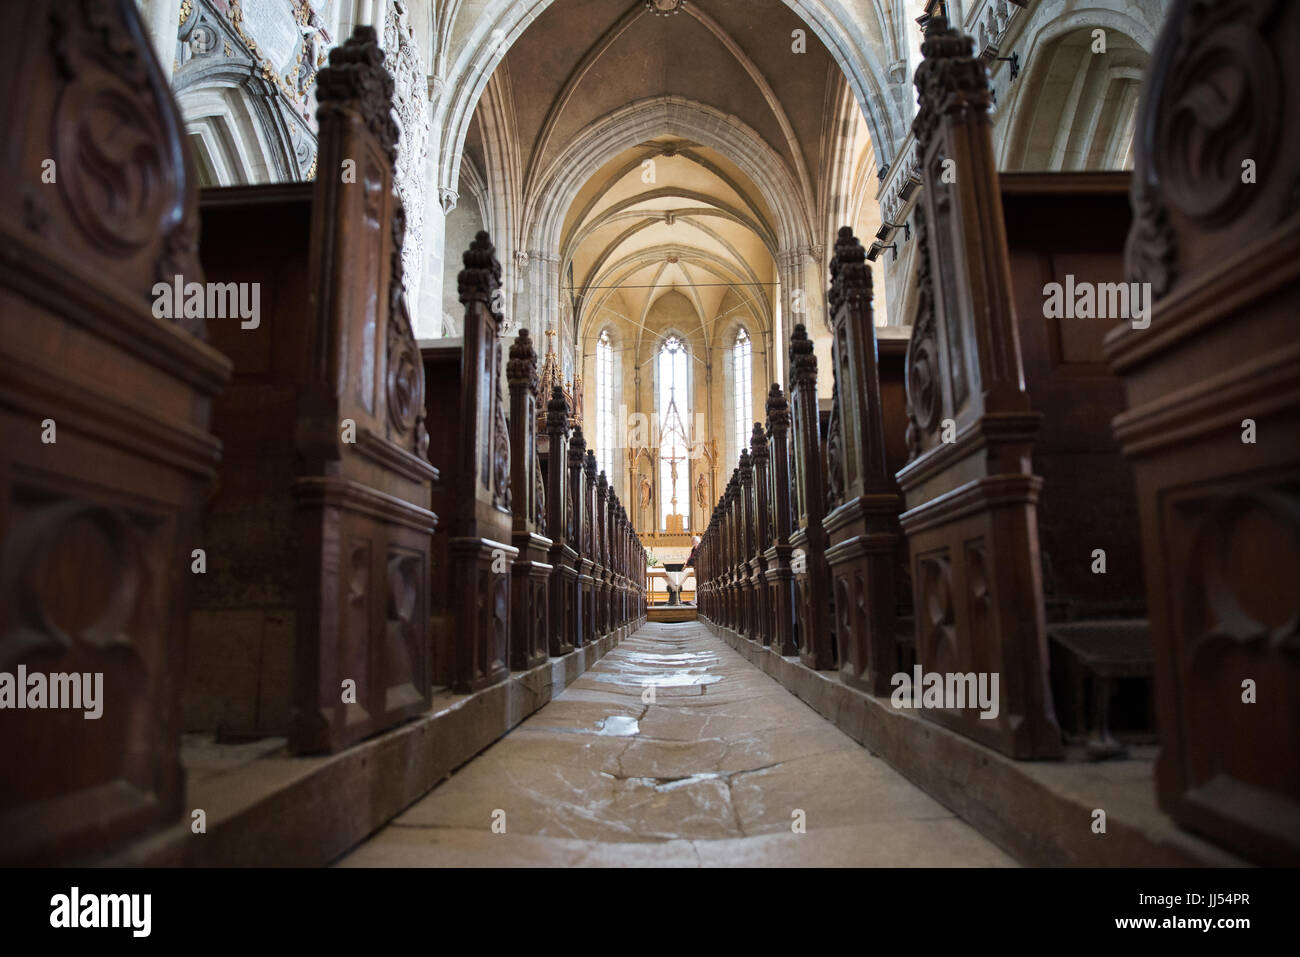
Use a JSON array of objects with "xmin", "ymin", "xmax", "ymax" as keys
[{"xmin": 461, "ymin": 0, "xmax": 878, "ymax": 344}]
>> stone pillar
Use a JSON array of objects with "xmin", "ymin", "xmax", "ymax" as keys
[{"xmin": 139, "ymin": 0, "xmax": 184, "ymax": 79}]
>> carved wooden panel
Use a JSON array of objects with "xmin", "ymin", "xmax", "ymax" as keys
[
  {"xmin": 824, "ymin": 228, "xmax": 903, "ymax": 693},
  {"xmin": 423, "ymin": 343, "xmax": 461, "ymax": 687},
  {"xmin": 1109, "ymin": 0, "xmax": 1300, "ymax": 864},
  {"xmin": 763, "ymin": 384, "xmax": 798, "ymax": 655},
  {"xmin": 188, "ymin": 185, "xmax": 310, "ymax": 738},
  {"xmin": 788, "ymin": 325, "xmax": 834, "ymax": 669},
  {"xmin": 508, "ymin": 329, "xmax": 552, "ymax": 670},
  {"xmin": 544, "ymin": 386, "xmax": 577, "ymax": 656},
  {"xmin": 0, "ymin": 0, "xmax": 231, "ymax": 862},
  {"xmin": 896, "ymin": 17, "xmax": 1060, "ymax": 758},
  {"xmin": 1002, "ymin": 174, "xmax": 1144, "ymax": 619},
  {"xmin": 289, "ymin": 27, "xmax": 436, "ymax": 752}
]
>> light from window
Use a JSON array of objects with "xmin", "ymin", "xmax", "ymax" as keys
[
  {"xmin": 596, "ymin": 329, "xmax": 614, "ymax": 479},
  {"xmin": 733, "ymin": 327, "xmax": 752, "ymax": 458},
  {"xmin": 657, "ymin": 335, "xmax": 690, "ymax": 531}
]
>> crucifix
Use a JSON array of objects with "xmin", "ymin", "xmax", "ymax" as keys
[{"xmin": 663, "ymin": 446, "xmax": 686, "ymax": 527}]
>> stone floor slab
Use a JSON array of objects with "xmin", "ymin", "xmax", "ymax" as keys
[{"xmin": 337, "ymin": 622, "xmax": 1017, "ymax": 867}]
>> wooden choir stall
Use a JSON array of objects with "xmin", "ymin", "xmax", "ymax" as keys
[
  {"xmin": 698, "ymin": 8, "xmax": 1300, "ymax": 865},
  {"xmin": 0, "ymin": 7, "xmax": 645, "ymax": 865}
]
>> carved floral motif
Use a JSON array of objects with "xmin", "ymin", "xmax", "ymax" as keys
[
  {"xmin": 904, "ymin": 205, "xmax": 941, "ymax": 460},
  {"xmin": 50, "ymin": 0, "xmax": 203, "ymax": 335},
  {"xmin": 1125, "ymin": 0, "xmax": 1291, "ymax": 298}
]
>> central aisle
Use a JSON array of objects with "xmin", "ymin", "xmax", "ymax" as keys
[{"xmin": 337, "ymin": 622, "xmax": 1015, "ymax": 866}]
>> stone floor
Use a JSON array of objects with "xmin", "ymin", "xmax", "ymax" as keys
[{"xmin": 337, "ymin": 621, "xmax": 1016, "ymax": 867}]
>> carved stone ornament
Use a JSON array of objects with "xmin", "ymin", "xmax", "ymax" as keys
[{"xmin": 383, "ymin": 1, "xmax": 429, "ymax": 313}]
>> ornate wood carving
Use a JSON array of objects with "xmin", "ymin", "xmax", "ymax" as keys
[
  {"xmin": 0, "ymin": 0, "xmax": 231, "ymax": 863},
  {"xmin": 44, "ymin": 0, "xmax": 206, "ymax": 335},
  {"xmin": 568, "ymin": 426, "xmax": 588, "ymax": 647},
  {"xmin": 596, "ymin": 471, "xmax": 611, "ymax": 637},
  {"xmin": 582, "ymin": 449, "xmax": 599, "ymax": 646},
  {"xmin": 433, "ymin": 228, "xmax": 515, "ymax": 693},
  {"xmin": 507, "ymin": 328, "xmax": 550, "ymax": 671},
  {"xmin": 738, "ymin": 449, "xmax": 755, "ymax": 639},
  {"xmin": 895, "ymin": 17, "xmax": 1060, "ymax": 758},
  {"xmin": 749, "ymin": 422, "xmax": 772, "ymax": 647},
  {"xmin": 763, "ymin": 384, "xmax": 798, "ymax": 655},
  {"xmin": 545, "ymin": 385, "xmax": 577, "ymax": 656},
  {"xmin": 823, "ymin": 227, "xmax": 903, "ymax": 695},
  {"xmin": 1108, "ymin": 0, "xmax": 1300, "ymax": 864},
  {"xmin": 904, "ymin": 206, "xmax": 941, "ymax": 462},
  {"xmin": 285, "ymin": 25, "xmax": 436, "ymax": 749},
  {"xmin": 788, "ymin": 324, "xmax": 835, "ymax": 669},
  {"xmin": 493, "ymin": 339, "xmax": 512, "ymax": 512}
]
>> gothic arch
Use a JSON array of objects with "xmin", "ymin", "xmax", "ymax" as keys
[
  {"xmin": 433, "ymin": 0, "xmax": 903, "ymax": 212},
  {"xmin": 528, "ymin": 96, "xmax": 813, "ymax": 254},
  {"xmin": 579, "ymin": 244, "xmax": 773, "ymax": 349},
  {"xmin": 996, "ymin": 5, "xmax": 1158, "ymax": 170},
  {"xmin": 174, "ymin": 69, "xmax": 309, "ymax": 184}
]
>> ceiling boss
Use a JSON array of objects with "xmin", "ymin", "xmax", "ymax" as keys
[{"xmin": 645, "ymin": 0, "xmax": 686, "ymax": 17}]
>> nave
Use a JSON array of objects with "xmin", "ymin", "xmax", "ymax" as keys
[
  {"xmin": 340, "ymin": 621, "xmax": 1012, "ymax": 867},
  {"xmin": 1, "ymin": 0, "xmax": 1297, "ymax": 874}
]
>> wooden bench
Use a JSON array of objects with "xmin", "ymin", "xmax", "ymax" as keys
[
  {"xmin": 0, "ymin": 0, "xmax": 230, "ymax": 862},
  {"xmin": 190, "ymin": 27, "xmax": 437, "ymax": 754}
]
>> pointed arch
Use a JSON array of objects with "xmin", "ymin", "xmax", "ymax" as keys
[
  {"xmin": 732, "ymin": 325, "xmax": 753, "ymax": 467},
  {"xmin": 434, "ymin": 0, "xmax": 903, "ymax": 211},
  {"xmin": 656, "ymin": 332, "xmax": 693, "ymax": 532}
]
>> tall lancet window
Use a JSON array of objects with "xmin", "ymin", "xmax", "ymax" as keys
[
  {"xmin": 657, "ymin": 335, "xmax": 690, "ymax": 532},
  {"xmin": 596, "ymin": 329, "xmax": 614, "ymax": 479},
  {"xmin": 733, "ymin": 327, "xmax": 752, "ymax": 457}
]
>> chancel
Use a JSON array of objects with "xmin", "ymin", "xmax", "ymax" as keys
[{"xmin": 0, "ymin": 0, "xmax": 1296, "ymax": 874}]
